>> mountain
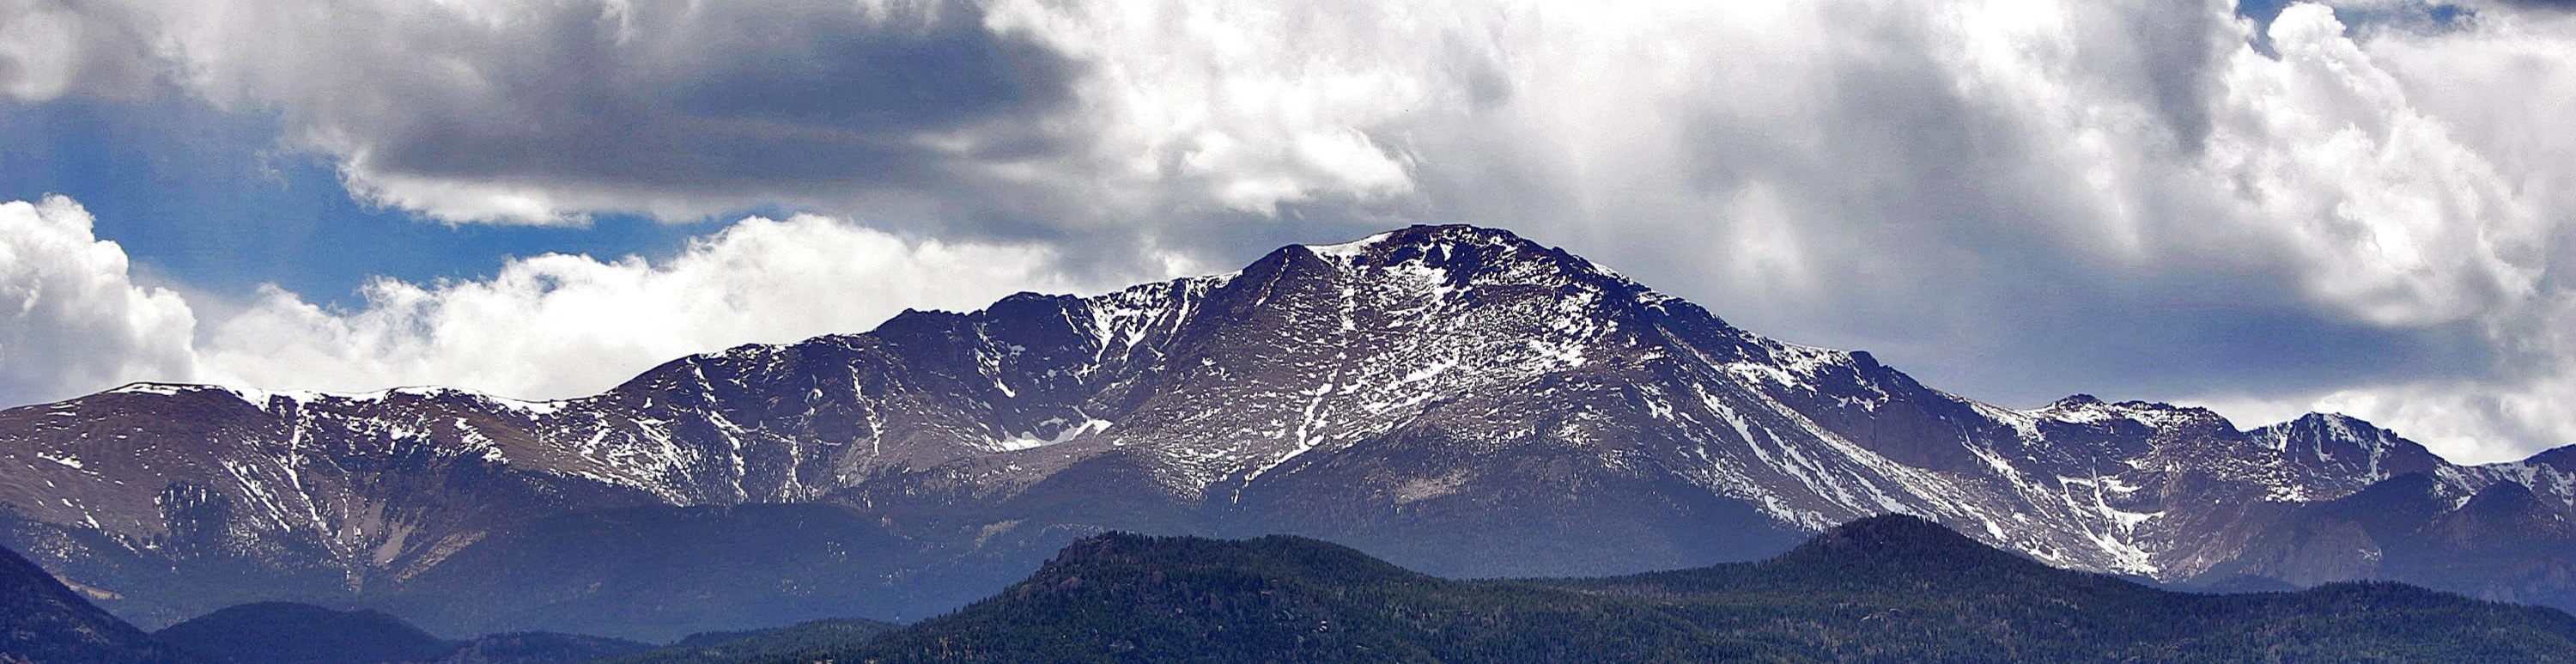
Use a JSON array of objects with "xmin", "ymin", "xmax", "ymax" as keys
[
  {"xmin": 434, "ymin": 632, "xmax": 653, "ymax": 664},
  {"xmin": 598, "ymin": 618, "xmax": 896, "ymax": 664},
  {"xmin": 0, "ymin": 540, "xmax": 197, "ymax": 663},
  {"xmin": 2204, "ymin": 470, "xmax": 2576, "ymax": 605},
  {"xmin": 1, "ymin": 536, "xmax": 642, "ymax": 664},
  {"xmin": 3, "ymin": 224, "xmax": 2573, "ymax": 637},
  {"xmin": 149, "ymin": 601, "xmax": 650, "ymax": 664},
  {"xmin": 805, "ymin": 516, "xmax": 2576, "ymax": 662},
  {"xmin": 154, "ymin": 601, "xmax": 461, "ymax": 664}
]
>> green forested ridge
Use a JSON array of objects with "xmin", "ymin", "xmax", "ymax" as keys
[
  {"xmin": 146, "ymin": 600, "xmax": 653, "ymax": 664},
  {"xmin": 0, "ymin": 540, "xmax": 199, "ymax": 663},
  {"xmin": 748, "ymin": 515, "xmax": 2576, "ymax": 663},
  {"xmin": 598, "ymin": 618, "xmax": 898, "ymax": 664},
  {"xmin": 15, "ymin": 516, "xmax": 2573, "ymax": 663}
]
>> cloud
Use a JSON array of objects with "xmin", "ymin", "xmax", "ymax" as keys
[
  {"xmin": 2212, "ymin": 3, "xmax": 2545, "ymax": 326},
  {"xmin": 20, "ymin": 0, "xmax": 1084, "ymax": 227},
  {"xmin": 0, "ymin": 197, "xmax": 198, "ymax": 406},
  {"xmin": 2189, "ymin": 2, "xmax": 2576, "ymax": 461},
  {"xmin": 8, "ymin": 0, "xmax": 2576, "ymax": 460},
  {"xmin": 1163, "ymin": 0, "xmax": 2555, "ymax": 430},
  {"xmin": 0, "ymin": 0, "xmax": 159, "ymax": 101},
  {"xmin": 1, "ymin": 0, "xmax": 1431, "ymax": 234},
  {"xmin": 0, "ymin": 195, "xmax": 1104, "ymax": 403},
  {"xmin": 194, "ymin": 213, "xmax": 1102, "ymax": 399},
  {"xmin": 2195, "ymin": 286, "xmax": 2576, "ymax": 462}
]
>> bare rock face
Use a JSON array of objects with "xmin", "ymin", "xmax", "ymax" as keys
[{"xmin": 3, "ymin": 224, "xmax": 2572, "ymax": 638}]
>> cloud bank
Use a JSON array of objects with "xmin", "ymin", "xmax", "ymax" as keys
[
  {"xmin": 0, "ymin": 198, "xmax": 197, "ymax": 400},
  {"xmin": 0, "ymin": 195, "xmax": 1097, "ymax": 404},
  {"xmin": 4, "ymin": 0, "xmax": 2576, "ymax": 461}
]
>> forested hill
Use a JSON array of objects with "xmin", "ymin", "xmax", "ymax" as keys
[
  {"xmin": 0, "ymin": 541, "xmax": 196, "ymax": 663},
  {"xmin": 801, "ymin": 515, "xmax": 2576, "ymax": 663}
]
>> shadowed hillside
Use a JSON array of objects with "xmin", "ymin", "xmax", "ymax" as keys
[{"xmin": 778, "ymin": 515, "xmax": 2576, "ymax": 663}]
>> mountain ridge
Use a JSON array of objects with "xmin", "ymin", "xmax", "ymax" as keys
[
  {"xmin": 817, "ymin": 515, "xmax": 2576, "ymax": 663},
  {"xmin": 3, "ymin": 223, "xmax": 2573, "ymax": 638},
  {"xmin": 0, "ymin": 537, "xmax": 197, "ymax": 662}
]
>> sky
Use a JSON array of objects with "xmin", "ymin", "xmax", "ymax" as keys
[{"xmin": 2, "ymin": 0, "xmax": 2573, "ymax": 464}]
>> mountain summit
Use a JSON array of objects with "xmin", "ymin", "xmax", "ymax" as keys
[{"xmin": 3, "ymin": 223, "xmax": 2572, "ymax": 637}]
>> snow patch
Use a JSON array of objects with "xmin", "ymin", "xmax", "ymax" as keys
[
  {"xmin": 993, "ymin": 418, "xmax": 1113, "ymax": 452},
  {"xmin": 106, "ymin": 382, "xmax": 196, "ymax": 397},
  {"xmin": 1306, "ymin": 231, "xmax": 1394, "ymax": 260}
]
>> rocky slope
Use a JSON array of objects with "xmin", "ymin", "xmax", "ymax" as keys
[{"xmin": 2, "ymin": 224, "xmax": 2571, "ymax": 635}]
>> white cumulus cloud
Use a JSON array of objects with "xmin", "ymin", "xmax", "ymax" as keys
[
  {"xmin": 0, "ymin": 197, "xmax": 199, "ymax": 405},
  {"xmin": 0, "ymin": 196, "xmax": 1105, "ymax": 403},
  {"xmin": 193, "ymin": 213, "xmax": 1102, "ymax": 399}
]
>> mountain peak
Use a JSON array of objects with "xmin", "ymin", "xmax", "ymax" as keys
[
  {"xmin": 2027, "ymin": 394, "xmax": 2220, "ymax": 429},
  {"xmin": 1779, "ymin": 514, "xmax": 2010, "ymax": 563},
  {"xmin": 2241, "ymin": 411, "xmax": 2386, "ymax": 442},
  {"xmin": 1303, "ymin": 223, "xmax": 1534, "ymax": 255},
  {"xmin": 1754, "ymin": 514, "xmax": 2087, "ymax": 583},
  {"xmin": 1036, "ymin": 532, "xmax": 1422, "ymax": 588},
  {"xmin": 2047, "ymin": 393, "xmax": 2105, "ymax": 408},
  {"xmin": 155, "ymin": 601, "xmax": 458, "ymax": 664},
  {"xmin": 2286, "ymin": 411, "xmax": 2378, "ymax": 429},
  {"xmin": 1299, "ymin": 224, "xmax": 1540, "ymax": 267},
  {"xmin": 2034, "ymin": 393, "xmax": 2199, "ymax": 413},
  {"xmin": 2259, "ymin": 411, "xmax": 2434, "ymax": 458},
  {"xmin": 1813, "ymin": 513, "xmax": 1974, "ymax": 544},
  {"xmin": 1288, "ymin": 223, "xmax": 1653, "ymax": 305}
]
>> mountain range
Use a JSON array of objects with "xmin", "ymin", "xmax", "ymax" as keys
[
  {"xmin": 12, "ymin": 517, "xmax": 2573, "ymax": 663},
  {"xmin": 830, "ymin": 515, "xmax": 2576, "ymax": 662},
  {"xmin": 1, "ymin": 545, "xmax": 653, "ymax": 663},
  {"xmin": 2, "ymin": 224, "xmax": 2572, "ymax": 640},
  {"xmin": 149, "ymin": 601, "xmax": 650, "ymax": 664}
]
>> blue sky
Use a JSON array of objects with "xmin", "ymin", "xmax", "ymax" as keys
[
  {"xmin": 3, "ymin": 0, "xmax": 2573, "ymax": 463},
  {"xmin": 0, "ymin": 95, "xmax": 708, "ymax": 306}
]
